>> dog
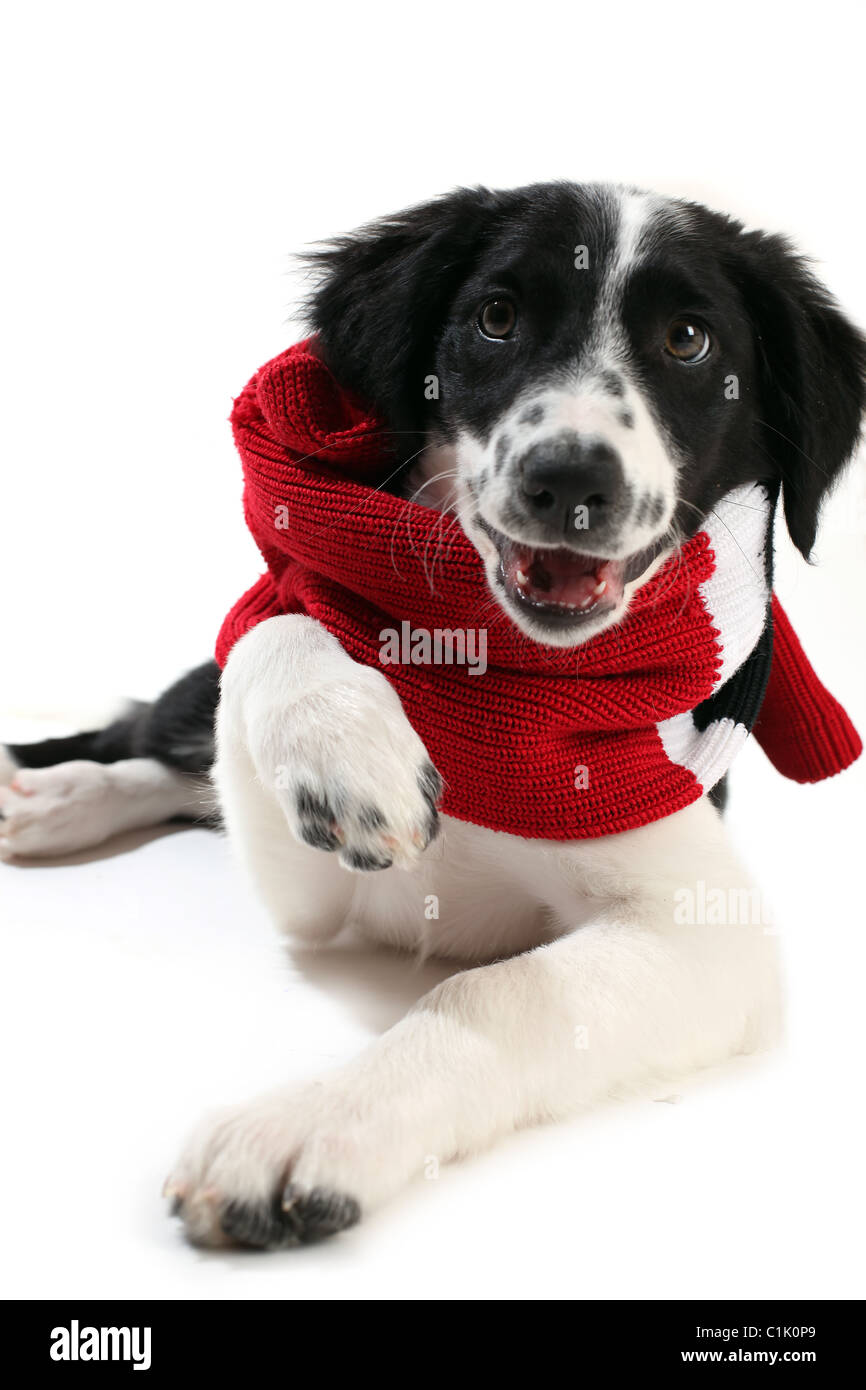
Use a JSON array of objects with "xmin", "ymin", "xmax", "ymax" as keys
[{"xmin": 1, "ymin": 183, "xmax": 864, "ymax": 1249}]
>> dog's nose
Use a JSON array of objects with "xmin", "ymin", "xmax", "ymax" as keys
[{"xmin": 519, "ymin": 435, "xmax": 625, "ymax": 535}]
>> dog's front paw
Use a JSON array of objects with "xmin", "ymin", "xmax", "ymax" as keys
[
  {"xmin": 165, "ymin": 1084, "xmax": 401, "ymax": 1250},
  {"xmin": 255, "ymin": 669, "xmax": 443, "ymax": 871}
]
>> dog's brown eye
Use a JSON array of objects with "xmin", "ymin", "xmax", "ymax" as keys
[
  {"xmin": 478, "ymin": 298, "xmax": 517, "ymax": 339},
  {"xmin": 665, "ymin": 319, "xmax": 711, "ymax": 363}
]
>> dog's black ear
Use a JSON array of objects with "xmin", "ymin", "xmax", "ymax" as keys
[
  {"xmin": 303, "ymin": 187, "xmax": 501, "ymax": 433},
  {"xmin": 726, "ymin": 229, "xmax": 866, "ymax": 559}
]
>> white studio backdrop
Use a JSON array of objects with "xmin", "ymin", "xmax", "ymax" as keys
[
  {"xmin": 1, "ymin": 0, "xmax": 865, "ymax": 1303},
  {"xmin": 1, "ymin": 1, "xmax": 864, "ymax": 718}
]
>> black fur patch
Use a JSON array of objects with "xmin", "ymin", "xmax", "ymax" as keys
[
  {"xmin": 6, "ymin": 661, "xmax": 223, "ymax": 828},
  {"xmin": 295, "ymin": 786, "xmax": 341, "ymax": 851},
  {"xmin": 298, "ymin": 823, "xmax": 342, "ymax": 852},
  {"xmin": 9, "ymin": 661, "xmax": 220, "ymax": 777},
  {"xmin": 598, "ymin": 370, "xmax": 625, "ymax": 397},
  {"xmin": 341, "ymin": 848, "xmax": 393, "ymax": 872},
  {"xmin": 219, "ymin": 1186, "xmax": 361, "ymax": 1250},
  {"xmin": 296, "ymin": 787, "xmax": 337, "ymax": 822}
]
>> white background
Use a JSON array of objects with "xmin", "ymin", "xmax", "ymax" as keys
[{"xmin": 1, "ymin": 2, "xmax": 864, "ymax": 1300}]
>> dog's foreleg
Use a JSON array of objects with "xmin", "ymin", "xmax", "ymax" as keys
[
  {"xmin": 212, "ymin": 612, "xmax": 442, "ymax": 937},
  {"xmin": 169, "ymin": 804, "xmax": 780, "ymax": 1247}
]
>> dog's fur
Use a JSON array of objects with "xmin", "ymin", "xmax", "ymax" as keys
[{"xmin": 2, "ymin": 183, "xmax": 864, "ymax": 1248}]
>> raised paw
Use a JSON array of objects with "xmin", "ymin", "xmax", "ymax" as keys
[
  {"xmin": 257, "ymin": 673, "xmax": 444, "ymax": 872},
  {"xmin": 290, "ymin": 758, "xmax": 441, "ymax": 872}
]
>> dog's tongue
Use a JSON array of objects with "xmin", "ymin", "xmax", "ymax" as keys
[{"xmin": 503, "ymin": 542, "xmax": 625, "ymax": 610}]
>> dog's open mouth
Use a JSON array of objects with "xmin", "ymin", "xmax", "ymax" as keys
[
  {"xmin": 475, "ymin": 518, "xmax": 661, "ymax": 630},
  {"xmin": 500, "ymin": 538, "xmax": 626, "ymax": 619},
  {"xmin": 477, "ymin": 520, "xmax": 625, "ymax": 626}
]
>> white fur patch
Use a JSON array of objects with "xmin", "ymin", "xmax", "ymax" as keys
[
  {"xmin": 0, "ymin": 747, "xmax": 19, "ymax": 788},
  {"xmin": 0, "ymin": 758, "xmax": 207, "ymax": 859},
  {"xmin": 166, "ymin": 609, "xmax": 782, "ymax": 1247}
]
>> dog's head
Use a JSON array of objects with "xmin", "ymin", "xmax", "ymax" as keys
[{"xmin": 307, "ymin": 183, "xmax": 866, "ymax": 645}]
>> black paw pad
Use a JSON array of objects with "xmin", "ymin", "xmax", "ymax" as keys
[
  {"xmin": 298, "ymin": 822, "xmax": 342, "ymax": 852},
  {"xmin": 219, "ymin": 1186, "xmax": 361, "ymax": 1250},
  {"xmin": 281, "ymin": 1184, "xmax": 361, "ymax": 1242},
  {"xmin": 220, "ymin": 1196, "xmax": 300, "ymax": 1250},
  {"xmin": 341, "ymin": 848, "xmax": 393, "ymax": 872},
  {"xmin": 295, "ymin": 787, "xmax": 335, "ymax": 821},
  {"xmin": 295, "ymin": 785, "xmax": 341, "ymax": 852}
]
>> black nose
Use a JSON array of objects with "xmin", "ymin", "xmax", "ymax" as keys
[{"xmin": 519, "ymin": 434, "xmax": 625, "ymax": 536}]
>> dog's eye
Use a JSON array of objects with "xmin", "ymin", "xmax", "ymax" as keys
[
  {"xmin": 478, "ymin": 298, "xmax": 517, "ymax": 340},
  {"xmin": 664, "ymin": 319, "xmax": 711, "ymax": 363}
]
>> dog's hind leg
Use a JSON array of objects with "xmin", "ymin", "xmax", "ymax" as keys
[
  {"xmin": 0, "ymin": 660, "xmax": 220, "ymax": 859},
  {"xmin": 0, "ymin": 757, "xmax": 211, "ymax": 859}
]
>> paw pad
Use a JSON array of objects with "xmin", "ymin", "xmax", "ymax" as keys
[{"xmin": 181, "ymin": 1185, "xmax": 361, "ymax": 1250}]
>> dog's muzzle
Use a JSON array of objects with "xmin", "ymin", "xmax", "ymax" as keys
[{"xmin": 518, "ymin": 432, "xmax": 627, "ymax": 539}]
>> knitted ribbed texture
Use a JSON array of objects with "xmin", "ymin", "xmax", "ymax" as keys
[
  {"xmin": 216, "ymin": 340, "xmax": 861, "ymax": 838},
  {"xmin": 753, "ymin": 595, "xmax": 862, "ymax": 782}
]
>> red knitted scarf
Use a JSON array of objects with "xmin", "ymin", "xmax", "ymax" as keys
[{"xmin": 216, "ymin": 340, "xmax": 861, "ymax": 840}]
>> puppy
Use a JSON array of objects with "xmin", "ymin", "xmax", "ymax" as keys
[{"xmin": 2, "ymin": 183, "xmax": 864, "ymax": 1249}]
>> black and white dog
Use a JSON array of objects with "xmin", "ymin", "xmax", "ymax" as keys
[{"xmin": 1, "ymin": 183, "xmax": 864, "ymax": 1248}]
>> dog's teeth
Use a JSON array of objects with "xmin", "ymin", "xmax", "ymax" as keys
[
  {"xmin": 593, "ymin": 579, "xmax": 607, "ymax": 596},
  {"xmin": 515, "ymin": 569, "xmax": 529, "ymax": 586}
]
